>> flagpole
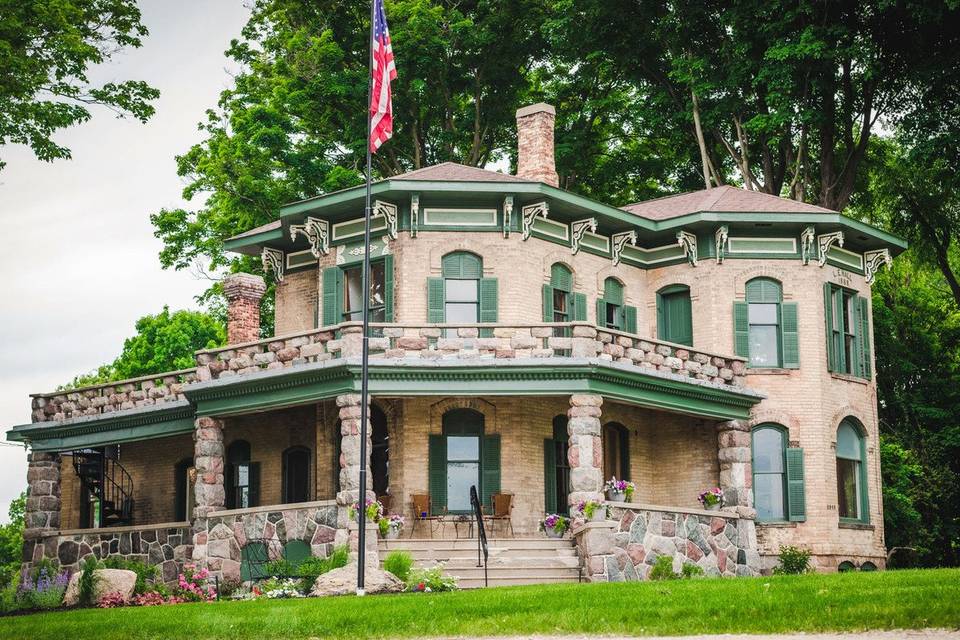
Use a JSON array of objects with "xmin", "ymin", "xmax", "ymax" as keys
[{"xmin": 357, "ymin": 0, "xmax": 377, "ymax": 598}]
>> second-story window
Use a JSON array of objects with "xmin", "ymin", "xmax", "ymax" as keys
[
  {"xmin": 542, "ymin": 263, "xmax": 586, "ymax": 336},
  {"xmin": 734, "ymin": 278, "xmax": 799, "ymax": 369},
  {"xmin": 596, "ymin": 277, "xmax": 637, "ymax": 333},
  {"xmin": 427, "ymin": 252, "xmax": 498, "ymax": 335},
  {"xmin": 343, "ymin": 261, "xmax": 386, "ymax": 322},
  {"xmin": 321, "ymin": 256, "xmax": 394, "ymax": 327},
  {"xmin": 656, "ymin": 284, "xmax": 693, "ymax": 346},
  {"xmin": 825, "ymin": 283, "xmax": 871, "ymax": 379}
]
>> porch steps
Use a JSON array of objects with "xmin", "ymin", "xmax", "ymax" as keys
[{"xmin": 378, "ymin": 537, "xmax": 582, "ymax": 588}]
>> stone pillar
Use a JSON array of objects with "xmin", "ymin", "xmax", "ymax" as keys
[
  {"xmin": 516, "ymin": 103, "xmax": 559, "ymax": 187},
  {"xmin": 223, "ymin": 273, "xmax": 267, "ymax": 344},
  {"xmin": 567, "ymin": 394, "xmax": 604, "ymax": 509},
  {"xmin": 716, "ymin": 419, "xmax": 753, "ymax": 509},
  {"xmin": 22, "ymin": 452, "xmax": 61, "ymax": 569},
  {"xmin": 192, "ymin": 417, "xmax": 225, "ymax": 565},
  {"xmin": 336, "ymin": 394, "xmax": 373, "ymax": 506}
]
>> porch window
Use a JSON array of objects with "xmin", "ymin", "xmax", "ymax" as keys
[
  {"xmin": 428, "ymin": 408, "xmax": 501, "ymax": 514},
  {"xmin": 601, "ymin": 422, "xmax": 630, "ymax": 482},
  {"xmin": 427, "ymin": 252, "xmax": 498, "ymax": 336},
  {"xmin": 656, "ymin": 284, "xmax": 693, "ymax": 346},
  {"xmin": 837, "ymin": 419, "xmax": 868, "ymax": 523},
  {"xmin": 226, "ymin": 440, "xmax": 259, "ymax": 509},
  {"xmin": 596, "ymin": 278, "xmax": 637, "ymax": 333},
  {"xmin": 370, "ymin": 404, "xmax": 389, "ymax": 497},
  {"xmin": 321, "ymin": 256, "xmax": 394, "ymax": 327},
  {"xmin": 734, "ymin": 278, "xmax": 799, "ymax": 368},
  {"xmin": 544, "ymin": 415, "xmax": 570, "ymax": 514},
  {"xmin": 174, "ymin": 457, "xmax": 194, "ymax": 522},
  {"xmin": 282, "ymin": 447, "xmax": 311, "ymax": 504},
  {"xmin": 825, "ymin": 283, "xmax": 872, "ymax": 378}
]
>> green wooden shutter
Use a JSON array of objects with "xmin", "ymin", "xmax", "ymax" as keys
[
  {"xmin": 550, "ymin": 264, "xmax": 572, "ymax": 291},
  {"xmin": 623, "ymin": 305, "xmax": 638, "ymax": 334},
  {"xmin": 785, "ymin": 447, "xmax": 806, "ymax": 522},
  {"xmin": 479, "ymin": 278, "xmax": 498, "ymax": 338},
  {"xmin": 542, "ymin": 284, "xmax": 554, "ymax": 322},
  {"xmin": 733, "ymin": 301, "xmax": 749, "ymax": 358},
  {"xmin": 780, "ymin": 302, "xmax": 800, "ymax": 369},
  {"xmin": 383, "ymin": 255, "xmax": 394, "ymax": 322},
  {"xmin": 857, "ymin": 296, "xmax": 872, "ymax": 379},
  {"xmin": 427, "ymin": 435, "xmax": 446, "ymax": 515},
  {"xmin": 427, "ymin": 277, "xmax": 445, "ymax": 323},
  {"xmin": 824, "ymin": 283, "xmax": 836, "ymax": 372},
  {"xmin": 248, "ymin": 462, "xmax": 261, "ymax": 508},
  {"xmin": 322, "ymin": 267, "xmax": 342, "ymax": 326},
  {"xmin": 482, "ymin": 435, "xmax": 501, "ymax": 510},
  {"xmin": 572, "ymin": 293, "xmax": 587, "ymax": 321},
  {"xmin": 544, "ymin": 439, "xmax": 557, "ymax": 514},
  {"xmin": 596, "ymin": 298, "xmax": 606, "ymax": 327},
  {"xmin": 656, "ymin": 295, "xmax": 666, "ymax": 340},
  {"xmin": 676, "ymin": 294, "xmax": 693, "ymax": 346}
]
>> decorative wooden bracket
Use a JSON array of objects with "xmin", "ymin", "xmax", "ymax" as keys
[
  {"xmin": 611, "ymin": 231, "xmax": 637, "ymax": 266},
  {"xmin": 817, "ymin": 231, "xmax": 844, "ymax": 267},
  {"xmin": 261, "ymin": 247, "xmax": 284, "ymax": 282},
  {"xmin": 863, "ymin": 248, "xmax": 892, "ymax": 284},
  {"xmin": 571, "ymin": 218, "xmax": 598, "ymax": 255},
  {"xmin": 373, "ymin": 200, "xmax": 398, "ymax": 239},
  {"xmin": 715, "ymin": 226, "xmax": 729, "ymax": 264},
  {"xmin": 800, "ymin": 226, "xmax": 816, "ymax": 265},
  {"xmin": 410, "ymin": 194, "xmax": 419, "ymax": 238},
  {"xmin": 289, "ymin": 217, "xmax": 329, "ymax": 258},
  {"xmin": 503, "ymin": 195, "xmax": 514, "ymax": 238},
  {"xmin": 521, "ymin": 201, "xmax": 549, "ymax": 240},
  {"xmin": 677, "ymin": 230, "xmax": 698, "ymax": 266}
]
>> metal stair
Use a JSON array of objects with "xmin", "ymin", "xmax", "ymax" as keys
[{"xmin": 72, "ymin": 448, "xmax": 134, "ymax": 527}]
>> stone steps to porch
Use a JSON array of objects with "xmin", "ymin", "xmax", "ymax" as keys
[{"xmin": 378, "ymin": 537, "xmax": 582, "ymax": 588}]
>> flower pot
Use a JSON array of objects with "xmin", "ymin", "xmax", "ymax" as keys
[
  {"xmin": 386, "ymin": 527, "xmax": 402, "ymax": 540},
  {"xmin": 586, "ymin": 508, "xmax": 607, "ymax": 522},
  {"xmin": 606, "ymin": 490, "xmax": 626, "ymax": 503},
  {"xmin": 705, "ymin": 503, "xmax": 722, "ymax": 512},
  {"xmin": 544, "ymin": 527, "xmax": 564, "ymax": 539}
]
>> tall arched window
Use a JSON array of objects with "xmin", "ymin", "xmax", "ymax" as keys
[
  {"xmin": 427, "ymin": 408, "xmax": 501, "ymax": 513},
  {"xmin": 596, "ymin": 278, "xmax": 637, "ymax": 333},
  {"xmin": 837, "ymin": 419, "xmax": 868, "ymax": 523},
  {"xmin": 174, "ymin": 457, "xmax": 194, "ymax": 522},
  {"xmin": 544, "ymin": 415, "xmax": 570, "ymax": 514},
  {"xmin": 282, "ymin": 446, "xmax": 311, "ymax": 504},
  {"xmin": 226, "ymin": 440, "xmax": 258, "ymax": 509},
  {"xmin": 370, "ymin": 405, "xmax": 389, "ymax": 497},
  {"xmin": 752, "ymin": 425, "xmax": 787, "ymax": 521},
  {"xmin": 601, "ymin": 422, "xmax": 630, "ymax": 482},
  {"xmin": 657, "ymin": 284, "xmax": 693, "ymax": 346},
  {"xmin": 427, "ymin": 252, "xmax": 498, "ymax": 336},
  {"xmin": 734, "ymin": 277, "xmax": 799, "ymax": 368}
]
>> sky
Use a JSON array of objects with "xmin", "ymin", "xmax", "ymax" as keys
[{"xmin": 0, "ymin": 1, "xmax": 252, "ymax": 520}]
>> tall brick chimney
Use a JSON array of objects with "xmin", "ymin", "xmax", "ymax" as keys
[
  {"xmin": 223, "ymin": 272, "xmax": 266, "ymax": 344},
  {"xmin": 516, "ymin": 103, "xmax": 559, "ymax": 187}
]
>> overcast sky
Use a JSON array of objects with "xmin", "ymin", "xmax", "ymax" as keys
[{"xmin": 0, "ymin": 1, "xmax": 252, "ymax": 520}]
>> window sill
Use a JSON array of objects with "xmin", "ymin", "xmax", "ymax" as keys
[
  {"xmin": 746, "ymin": 368, "xmax": 793, "ymax": 376},
  {"xmin": 838, "ymin": 521, "xmax": 874, "ymax": 530},
  {"xmin": 756, "ymin": 521, "xmax": 797, "ymax": 528},
  {"xmin": 830, "ymin": 373, "xmax": 870, "ymax": 385}
]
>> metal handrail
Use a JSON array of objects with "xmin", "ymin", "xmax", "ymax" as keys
[{"xmin": 469, "ymin": 485, "xmax": 488, "ymax": 587}]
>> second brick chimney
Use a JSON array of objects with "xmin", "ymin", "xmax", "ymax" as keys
[
  {"xmin": 223, "ymin": 272, "xmax": 267, "ymax": 344},
  {"xmin": 516, "ymin": 103, "xmax": 559, "ymax": 187}
]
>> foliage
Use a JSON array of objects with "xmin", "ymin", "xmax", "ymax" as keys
[
  {"xmin": 259, "ymin": 578, "xmax": 303, "ymax": 599},
  {"xmin": 773, "ymin": 546, "xmax": 812, "ymax": 575},
  {"xmin": 348, "ymin": 499, "xmax": 384, "ymax": 523},
  {"xmin": 77, "ymin": 556, "xmax": 101, "ymax": 606},
  {"xmin": 649, "ymin": 555, "xmax": 677, "ymax": 581},
  {"xmin": 406, "ymin": 563, "xmax": 457, "ymax": 593},
  {"xmin": 130, "ymin": 591, "xmax": 186, "ymax": 607},
  {"xmin": 539, "ymin": 514, "xmax": 569, "ymax": 536},
  {"xmin": 680, "ymin": 563, "xmax": 704, "ymax": 579},
  {"xmin": 0, "ymin": 576, "xmax": 18, "ymax": 615},
  {"xmin": 63, "ymin": 306, "xmax": 225, "ymax": 387},
  {"xmin": 697, "ymin": 487, "xmax": 724, "ymax": 509},
  {"xmin": 291, "ymin": 545, "xmax": 349, "ymax": 592},
  {"xmin": 175, "ymin": 564, "xmax": 215, "ymax": 602},
  {"xmin": 575, "ymin": 501, "xmax": 604, "ymax": 520},
  {"xmin": 0, "ymin": 493, "xmax": 26, "ymax": 588},
  {"xmin": 17, "ymin": 566, "xmax": 68, "ymax": 610},
  {"xmin": 262, "ymin": 558, "xmax": 295, "ymax": 578},
  {"xmin": 0, "ymin": 0, "xmax": 159, "ymax": 170},
  {"xmin": 100, "ymin": 557, "xmax": 160, "ymax": 595},
  {"xmin": 604, "ymin": 478, "xmax": 634, "ymax": 500},
  {"xmin": 383, "ymin": 551, "xmax": 413, "ymax": 583},
  {"xmin": 96, "ymin": 592, "xmax": 127, "ymax": 608}
]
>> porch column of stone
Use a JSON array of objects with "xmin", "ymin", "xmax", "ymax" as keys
[
  {"xmin": 716, "ymin": 419, "xmax": 753, "ymax": 509},
  {"xmin": 22, "ymin": 452, "xmax": 61, "ymax": 570},
  {"xmin": 192, "ymin": 416, "xmax": 225, "ymax": 567},
  {"xmin": 567, "ymin": 394, "xmax": 604, "ymax": 508},
  {"xmin": 336, "ymin": 393, "xmax": 377, "ymax": 568}
]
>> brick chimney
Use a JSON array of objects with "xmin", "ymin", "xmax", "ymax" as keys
[
  {"xmin": 516, "ymin": 103, "xmax": 559, "ymax": 187},
  {"xmin": 223, "ymin": 272, "xmax": 266, "ymax": 344}
]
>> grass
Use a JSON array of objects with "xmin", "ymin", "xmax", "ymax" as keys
[{"xmin": 1, "ymin": 568, "xmax": 958, "ymax": 639}]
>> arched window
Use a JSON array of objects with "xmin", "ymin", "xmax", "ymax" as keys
[
  {"xmin": 601, "ymin": 422, "xmax": 630, "ymax": 482},
  {"xmin": 735, "ymin": 277, "xmax": 799, "ymax": 368},
  {"xmin": 752, "ymin": 426, "xmax": 787, "ymax": 521},
  {"xmin": 174, "ymin": 457, "xmax": 194, "ymax": 522},
  {"xmin": 427, "ymin": 408, "xmax": 501, "ymax": 513},
  {"xmin": 597, "ymin": 278, "xmax": 637, "ymax": 333},
  {"xmin": 544, "ymin": 263, "xmax": 586, "ymax": 338},
  {"xmin": 428, "ymin": 252, "xmax": 497, "ymax": 336},
  {"xmin": 657, "ymin": 284, "xmax": 693, "ymax": 346},
  {"xmin": 837, "ymin": 419, "xmax": 868, "ymax": 523},
  {"xmin": 282, "ymin": 447, "xmax": 311, "ymax": 504},
  {"xmin": 226, "ymin": 440, "xmax": 258, "ymax": 509},
  {"xmin": 370, "ymin": 405, "xmax": 389, "ymax": 497},
  {"xmin": 544, "ymin": 415, "xmax": 570, "ymax": 514}
]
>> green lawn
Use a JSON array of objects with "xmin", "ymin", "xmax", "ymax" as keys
[{"xmin": 1, "ymin": 568, "xmax": 958, "ymax": 640}]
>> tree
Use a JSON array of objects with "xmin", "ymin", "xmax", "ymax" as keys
[
  {"xmin": 0, "ymin": 492, "xmax": 26, "ymax": 587},
  {"xmin": 0, "ymin": 0, "xmax": 159, "ymax": 170},
  {"xmin": 65, "ymin": 307, "xmax": 225, "ymax": 387}
]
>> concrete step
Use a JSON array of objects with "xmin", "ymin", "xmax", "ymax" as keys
[
  {"xmin": 379, "ymin": 545, "xmax": 578, "ymax": 561},
  {"xmin": 447, "ymin": 566, "xmax": 582, "ymax": 589}
]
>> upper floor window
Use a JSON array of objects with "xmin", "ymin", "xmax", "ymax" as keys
[
  {"xmin": 734, "ymin": 278, "xmax": 799, "ymax": 369},
  {"xmin": 596, "ymin": 278, "xmax": 637, "ymax": 333},
  {"xmin": 751, "ymin": 424, "xmax": 806, "ymax": 522},
  {"xmin": 427, "ymin": 252, "xmax": 498, "ymax": 335},
  {"xmin": 836, "ymin": 419, "xmax": 868, "ymax": 523},
  {"xmin": 825, "ymin": 284, "xmax": 872, "ymax": 379},
  {"xmin": 656, "ymin": 284, "xmax": 693, "ymax": 346},
  {"xmin": 543, "ymin": 263, "xmax": 586, "ymax": 335},
  {"xmin": 321, "ymin": 257, "xmax": 394, "ymax": 327}
]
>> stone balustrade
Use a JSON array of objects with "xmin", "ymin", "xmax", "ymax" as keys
[
  {"xmin": 30, "ymin": 369, "xmax": 198, "ymax": 424},
  {"xmin": 194, "ymin": 322, "xmax": 748, "ymax": 386}
]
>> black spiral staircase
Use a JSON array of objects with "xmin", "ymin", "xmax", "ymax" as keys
[{"xmin": 73, "ymin": 448, "xmax": 134, "ymax": 527}]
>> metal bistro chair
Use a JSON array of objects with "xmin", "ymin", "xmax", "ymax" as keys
[
  {"xmin": 487, "ymin": 493, "xmax": 515, "ymax": 538},
  {"xmin": 377, "ymin": 494, "xmax": 393, "ymax": 514},
  {"xmin": 410, "ymin": 494, "xmax": 439, "ymax": 538}
]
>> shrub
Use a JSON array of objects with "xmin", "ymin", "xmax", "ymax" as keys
[
  {"xmin": 77, "ymin": 556, "xmax": 101, "ymax": 606},
  {"xmin": 218, "ymin": 577, "xmax": 242, "ymax": 598},
  {"xmin": 101, "ymin": 557, "xmax": 160, "ymax": 595},
  {"xmin": 406, "ymin": 564, "xmax": 458, "ymax": 592},
  {"xmin": 97, "ymin": 592, "xmax": 127, "ymax": 608},
  {"xmin": 680, "ymin": 563, "xmax": 705, "ymax": 579},
  {"xmin": 649, "ymin": 555, "xmax": 677, "ymax": 580},
  {"xmin": 263, "ymin": 558, "xmax": 296, "ymax": 578},
  {"xmin": 29, "ymin": 558, "xmax": 59, "ymax": 582},
  {"xmin": 18, "ymin": 567, "xmax": 69, "ymax": 610},
  {"xmin": 0, "ymin": 576, "xmax": 20, "ymax": 615},
  {"xmin": 176, "ymin": 564, "xmax": 215, "ymax": 602},
  {"xmin": 773, "ymin": 545, "xmax": 812, "ymax": 575},
  {"xmin": 292, "ymin": 545, "xmax": 350, "ymax": 592},
  {"xmin": 383, "ymin": 550, "xmax": 413, "ymax": 583}
]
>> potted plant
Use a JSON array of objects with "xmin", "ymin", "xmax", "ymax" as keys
[
  {"xmin": 348, "ymin": 498, "xmax": 384, "ymax": 523},
  {"xmin": 539, "ymin": 513, "xmax": 569, "ymax": 538},
  {"xmin": 576, "ymin": 500, "xmax": 607, "ymax": 522},
  {"xmin": 698, "ymin": 487, "xmax": 725, "ymax": 511},
  {"xmin": 379, "ymin": 514, "xmax": 404, "ymax": 539},
  {"xmin": 604, "ymin": 477, "xmax": 635, "ymax": 502}
]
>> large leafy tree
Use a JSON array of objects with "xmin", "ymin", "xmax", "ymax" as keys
[
  {"xmin": 0, "ymin": 0, "xmax": 159, "ymax": 170},
  {"xmin": 0, "ymin": 492, "xmax": 26, "ymax": 588}
]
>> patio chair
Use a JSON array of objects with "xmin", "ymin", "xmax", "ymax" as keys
[
  {"xmin": 410, "ymin": 494, "xmax": 438, "ymax": 538},
  {"xmin": 377, "ymin": 493, "xmax": 393, "ymax": 514},
  {"xmin": 488, "ymin": 493, "xmax": 515, "ymax": 538}
]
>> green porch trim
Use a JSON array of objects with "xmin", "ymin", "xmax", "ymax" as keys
[{"xmin": 6, "ymin": 402, "xmax": 196, "ymax": 452}]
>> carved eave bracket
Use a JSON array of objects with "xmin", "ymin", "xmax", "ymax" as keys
[
  {"xmin": 570, "ymin": 218, "xmax": 598, "ymax": 255},
  {"xmin": 864, "ymin": 248, "xmax": 892, "ymax": 285},
  {"xmin": 800, "ymin": 226, "xmax": 816, "ymax": 265},
  {"xmin": 261, "ymin": 247, "xmax": 284, "ymax": 282},
  {"xmin": 503, "ymin": 196, "xmax": 514, "ymax": 239},
  {"xmin": 817, "ymin": 231, "xmax": 844, "ymax": 267},
  {"xmin": 677, "ymin": 230, "xmax": 698, "ymax": 267},
  {"xmin": 410, "ymin": 194, "xmax": 420, "ymax": 238},
  {"xmin": 289, "ymin": 216, "xmax": 329, "ymax": 258},
  {"xmin": 611, "ymin": 230, "xmax": 637, "ymax": 266},
  {"xmin": 373, "ymin": 200, "xmax": 399, "ymax": 240},
  {"xmin": 521, "ymin": 201, "xmax": 549, "ymax": 240},
  {"xmin": 715, "ymin": 226, "xmax": 729, "ymax": 264}
]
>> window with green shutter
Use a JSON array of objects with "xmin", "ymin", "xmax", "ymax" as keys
[
  {"xmin": 433, "ymin": 252, "xmax": 495, "ymax": 336},
  {"xmin": 837, "ymin": 419, "xmax": 869, "ymax": 524},
  {"xmin": 752, "ymin": 424, "xmax": 805, "ymax": 522},
  {"xmin": 597, "ymin": 277, "xmax": 636, "ymax": 332},
  {"xmin": 740, "ymin": 277, "xmax": 795, "ymax": 368},
  {"xmin": 544, "ymin": 415, "xmax": 569, "ymax": 514},
  {"xmin": 825, "ymin": 283, "xmax": 871, "ymax": 379},
  {"xmin": 657, "ymin": 284, "xmax": 693, "ymax": 346},
  {"xmin": 435, "ymin": 409, "xmax": 500, "ymax": 514},
  {"xmin": 321, "ymin": 258, "xmax": 394, "ymax": 328},
  {"xmin": 544, "ymin": 263, "xmax": 574, "ymax": 335}
]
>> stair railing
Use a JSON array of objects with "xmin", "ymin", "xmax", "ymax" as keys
[
  {"xmin": 72, "ymin": 449, "xmax": 134, "ymax": 526},
  {"xmin": 469, "ymin": 485, "xmax": 488, "ymax": 587}
]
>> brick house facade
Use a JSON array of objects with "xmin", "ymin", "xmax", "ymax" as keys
[{"xmin": 8, "ymin": 103, "xmax": 904, "ymax": 585}]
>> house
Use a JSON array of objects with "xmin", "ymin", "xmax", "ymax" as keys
[{"xmin": 8, "ymin": 103, "xmax": 905, "ymax": 586}]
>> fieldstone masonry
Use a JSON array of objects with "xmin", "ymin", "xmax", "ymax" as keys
[
  {"xmin": 336, "ymin": 394, "xmax": 373, "ymax": 507},
  {"xmin": 23, "ymin": 452, "xmax": 61, "ymax": 563},
  {"xmin": 717, "ymin": 419, "xmax": 753, "ymax": 510},
  {"xmin": 223, "ymin": 272, "xmax": 267, "ymax": 344},
  {"xmin": 567, "ymin": 394, "xmax": 604, "ymax": 508},
  {"xmin": 192, "ymin": 416, "xmax": 225, "ymax": 565}
]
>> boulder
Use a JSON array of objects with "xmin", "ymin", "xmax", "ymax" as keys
[
  {"xmin": 310, "ymin": 564, "xmax": 404, "ymax": 597},
  {"xmin": 63, "ymin": 568, "xmax": 138, "ymax": 606}
]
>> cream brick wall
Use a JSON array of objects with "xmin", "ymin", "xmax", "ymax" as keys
[{"xmin": 274, "ymin": 267, "xmax": 319, "ymax": 335}]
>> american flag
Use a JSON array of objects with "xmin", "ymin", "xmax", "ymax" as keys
[{"xmin": 369, "ymin": 0, "xmax": 396, "ymax": 153}]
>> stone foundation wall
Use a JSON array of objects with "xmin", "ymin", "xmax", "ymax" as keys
[{"xmin": 575, "ymin": 505, "xmax": 759, "ymax": 582}]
